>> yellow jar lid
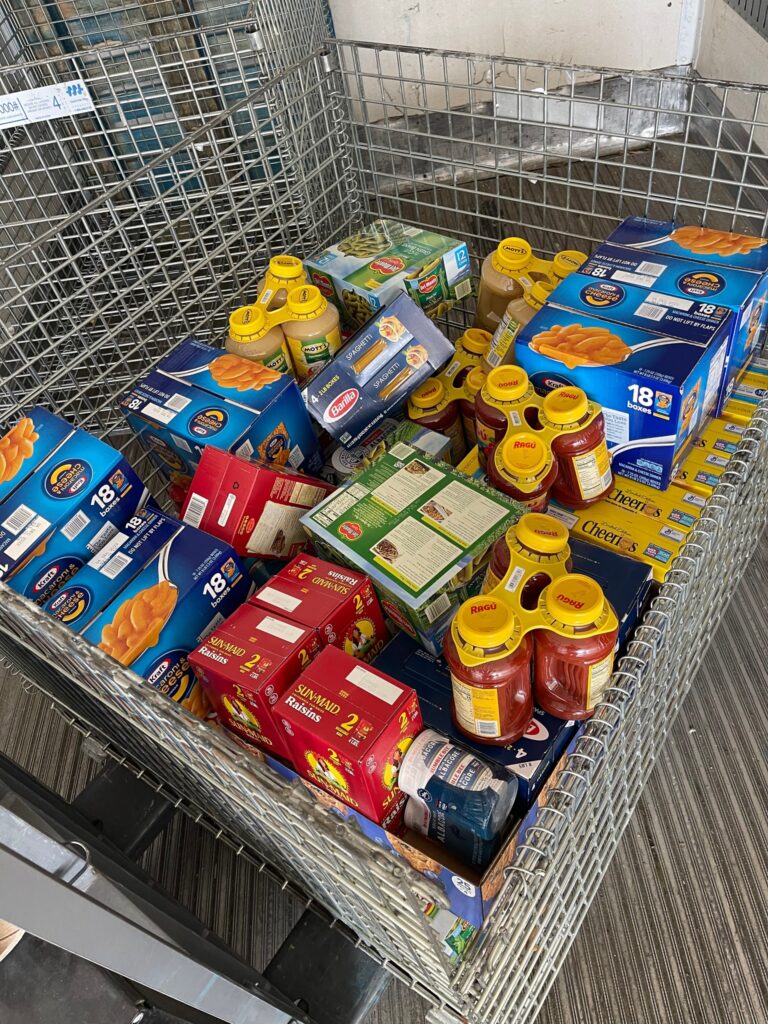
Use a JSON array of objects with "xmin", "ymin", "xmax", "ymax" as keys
[
  {"xmin": 500, "ymin": 432, "xmax": 548, "ymax": 477},
  {"xmin": 464, "ymin": 366, "xmax": 486, "ymax": 398},
  {"xmin": 486, "ymin": 365, "xmax": 529, "ymax": 402},
  {"xmin": 286, "ymin": 284, "xmax": 326, "ymax": 317},
  {"xmin": 229, "ymin": 304, "xmax": 270, "ymax": 342},
  {"xmin": 545, "ymin": 574, "xmax": 605, "ymax": 626},
  {"xmin": 410, "ymin": 378, "xmax": 445, "ymax": 410},
  {"xmin": 493, "ymin": 237, "xmax": 533, "ymax": 273},
  {"xmin": 516, "ymin": 512, "xmax": 569, "ymax": 553},
  {"xmin": 552, "ymin": 250, "xmax": 588, "ymax": 279},
  {"xmin": 268, "ymin": 254, "xmax": 304, "ymax": 281},
  {"xmin": 459, "ymin": 328, "xmax": 492, "ymax": 355},
  {"xmin": 525, "ymin": 281, "xmax": 554, "ymax": 310},
  {"xmin": 455, "ymin": 595, "xmax": 517, "ymax": 649},
  {"xmin": 542, "ymin": 386, "xmax": 589, "ymax": 424}
]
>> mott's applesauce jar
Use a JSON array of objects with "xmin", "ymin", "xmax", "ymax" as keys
[
  {"xmin": 534, "ymin": 575, "xmax": 619, "ymax": 720},
  {"xmin": 475, "ymin": 365, "xmax": 536, "ymax": 468},
  {"xmin": 459, "ymin": 366, "xmax": 486, "ymax": 448},
  {"xmin": 227, "ymin": 305, "xmax": 294, "ymax": 375},
  {"xmin": 540, "ymin": 387, "xmax": 613, "ymax": 508},
  {"xmin": 483, "ymin": 512, "xmax": 572, "ymax": 604},
  {"xmin": 407, "ymin": 379, "xmax": 466, "ymax": 464},
  {"xmin": 443, "ymin": 595, "xmax": 534, "ymax": 744},
  {"xmin": 488, "ymin": 432, "xmax": 558, "ymax": 512},
  {"xmin": 256, "ymin": 254, "xmax": 307, "ymax": 310},
  {"xmin": 483, "ymin": 281, "xmax": 554, "ymax": 372},
  {"xmin": 454, "ymin": 328, "xmax": 492, "ymax": 388},
  {"xmin": 283, "ymin": 285, "xmax": 342, "ymax": 383},
  {"xmin": 475, "ymin": 237, "xmax": 535, "ymax": 334},
  {"xmin": 550, "ymin": 249, "xmax": 588, "ymax": 285}
]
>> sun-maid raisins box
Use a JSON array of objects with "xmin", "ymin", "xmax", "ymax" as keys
[
  {"xmin": 0, "ymin": 408, "xmax": 75, "ymax": 506},
  {"xmin": 515, "ymin": 304, "xmax": 729, "ymax": 491},
  {"xmin": 305, "ymin": 219, "xmax": 472, "ymax": 328},
  {"xmin": 301, "ymin": 444, "xmax": 523, "ymax": 654},
  {"xmin": 119, "ymin": 339, "xmax": 322, "ymax": 487}
]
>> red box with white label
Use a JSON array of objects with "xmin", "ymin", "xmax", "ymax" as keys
[
  {"xmin": 181, "ymin": 447, "xmax": 334, "ymax": 560},
  {"xmin": 188, "ymin": 604, "xmax": 321, "ymax": 761},
  {"xmin": 249, "ymin": 555, "xmax": 388, "ymax": 663},
  {"xmin": 274, "ymin": 646, "xmax": 422, "ymax": 829}
]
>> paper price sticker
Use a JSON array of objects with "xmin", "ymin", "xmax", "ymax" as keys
[{"xmin": 0, "ymin": 81, "xmax": 95, "ymax": 129}]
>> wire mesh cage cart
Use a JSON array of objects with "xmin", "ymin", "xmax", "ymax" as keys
[{"xmin": 1, "ymin": 27, "xmax": 767, "ymax": 1024}]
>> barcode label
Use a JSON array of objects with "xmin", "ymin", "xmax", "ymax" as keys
[
  {"xmin": 390, "ymin": 442, "xmax": 415, "ymax": 460},
  {"xmin": 706, "ymin": 453, "xmax": 729, "ymax": 468},
  {"xmin": 2, "ymin": 504, "xmax": 36, "ymax": 535},
  {"xmin": 5, "ymin": 515, "xmax": 50, "ymax": 560},
  {"xmin": 183, "ymin": 493, "xmax": 208, "ymax": 528},
  {"xmin": 486, "ymin": 349, "xmax": 502, "ymax": 368},
  {"xmin": 455, "ymin": 278, "xmax": 472, "ymax": 300},
  {"xmin": 142, "ymin": 401, "xmax": 177, "ymax": 424},
  {"xmin": 236, "ymin": 439, "xmax": 254, "ymax": 458},
  {"xmin": 637, "ymin": 260, "xmax": 667, "ymax": 276},
  {"xmin": 475, "ymin": 719, "xmax": 500, "ymax": 737},
  {"xmin": 287, "ymin": 443, "xmax": 304, "ymax": 468},
  {"xmin": 102, "ymin": 551, "xmax": 132, "ymax": 579},
  {"xmin": 174, "ymin": 435, "xmax": 192, "ymax": 453},
  {"xmin": 635, "ymin": 302, "xmax": 667, "ymax": 321},
  {"xmin": 600, "ymin": 465, "xmax": 613, "ymax": 489},
  {"xmin": 91, "ymin": 530, "xmax": 129, "ymax": 569},
  {"xmin": 424, "ymin": 591, "xmax": 452, "ymax": 624},
  {"xmin": 217, "ymin": 493, "xmax": 236, "ymax": 527},
  {"xmin": 62, "ymin": 510, "xmax": 90, "ymax": 540},
  {"xmin": 646, "ymin": 290, "xmax": 693, "ymax": 312},
  {"xmin": 682, "ymin": 492, "xmax": 706, "ymax": 507},
  {"xmin": 88, "ymin": 522, "xmax": 120, "ymax": 554},
  {"xmin": 165, "ymin": 393, "xmax": 191, "ymax": 412},
  {"xmin": 504, "ymin": 565, "xmax": 526, "ymax": 594}
]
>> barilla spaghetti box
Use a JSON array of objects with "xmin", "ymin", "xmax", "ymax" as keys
[
  {"xmin": 373, "ymin": 631, "xmax": 577, "ymax": 809},
  {"xmin": 119, "ymin": 339, "xmax": 322, "ymax": 486},
  {"xmin": 249, "ymin": 554, "xmax": 388, "ymax": 663},
  {"xmin": 180, "ymin": 446, "xmax": 334, "ymax": 560},
  {"xmin": 304, "ymin": 293, "xmax": 454, "ymax": 449},
  {"xmin": 515, "ymin": 304, "xmax": 728, "ymax": 490},
  {"xmin": 275, "ymin": 646, "xmax": 423, "ymax": 829},
  {"xmin": 42, "ymin": 508, "xmax": 181, "ymax": 632},
  {"xmin": 0, "ymin": 408, "xmax": 74, "ymax": 505},
  {"xmin": 82, "ymin": 521, "xmax": 250, "ymax": 717},
  {"xmin": 0, "ymin": 429, "xmax": 148, "ymax": 583},
  {"xmin": 189, "ymin": 604, "xmax": 322, "ymax": 761},
  {"xmin": 606, "ymin": 217, "xmax": 768, "ymax": 400},
  {"xmin": 305, "ymin": 219, "xmax": 472, "ymax": 328}
]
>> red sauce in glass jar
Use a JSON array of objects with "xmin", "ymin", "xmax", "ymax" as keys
[
  {"xmin": 539, "ymin": 387, "xmax": 613, "ymax": 508},
  {"xmin": 488, "ymin": 432, "xmax": 558, "ymax": 512},
  {"xmin": 483, "ymin": 513, "xmax": 572, "ymax": 610},
  {"xmin": 407, "ymin": 378, "xmax": 466, "ymax": 463},
  {"xmin": 443, "ymin": 595, "xmax": 533, "ymax": 744},
  {"xmin": 459, "ymin": 366, "xmax": 486, "ymax": 449},
  {"xmin": 534, "ymin": 574, "xmax": 618, "ymax": 720},
  {"xmin": 474, "ymin": 366, "xmax": 535, "ymax": 468}
]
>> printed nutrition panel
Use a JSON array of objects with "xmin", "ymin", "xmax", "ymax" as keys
[
  {"xmin": 370, "ymin": 459, "xmax": 445, "ymax": 513},
  {"xmin": 418, "ymin": 481, "xmax": 508, "ymax": 547},
  {"xmin": 372, "ymin": 517, "xmax": 460, "ymax": 591}
]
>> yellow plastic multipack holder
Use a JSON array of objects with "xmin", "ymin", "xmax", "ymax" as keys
[
  {"xmin": 408, "ymin": 330, "xmax": 492, "ymax": 429},
  {"xmin": 255, "ymin": 254, "xmax": 307, "ymax": 309}
]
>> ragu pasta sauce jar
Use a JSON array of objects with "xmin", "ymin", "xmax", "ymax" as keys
[
  {"xmin": 475, "ymin": 365, "xmax": 536, "ymax": 469},
  {"xmin": 539, "ymin": 387, "xmax": 613, "ymax": 508},
  {"xmin": 443, "ymin": 595, "xmax": 533, "ymax": 744},
  {"xmin": 534, "ymin": 574, "xmax": 619, "ymax": 720},
  {"xmin": 488, "ymin": 431, "xmax": 558, "ymax": 512},
  {"xmin": 483, "ymin": 512, "xmax": 572, "ymax": 607},
  {"xmin": 407, "ymin": 378, "xmax": 466, "ymax": 464},
  {"xmin": 459, "ymin": 366, "xmax": 486, "ymax": 449}
]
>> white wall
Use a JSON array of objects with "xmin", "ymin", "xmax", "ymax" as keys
[
  {"xmin": 696, "ymin": 0, "xmax": 768, "ymax": 84},
  {"xmin": 329, "ymin": 0, "xmax": 700, "ymax": 71}
]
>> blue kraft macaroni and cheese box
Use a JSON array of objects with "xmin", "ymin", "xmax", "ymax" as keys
[
  {"xmin": 120, "ymin": 339, "xmax": 322, "ymax": 486},
  {"xmin": 561, "ymin": 241, "xmax": 768, "ymax": 412},
  {"xmin": 303, "ymin": 293, "xmax": 454, "ymax": 449},
  {"xmin": 82, "ymin": 518, "xmax": 250, "ymax": 713},
  {"xmin": 0, "ymin": 429, "xmax": 148, "ymax": 583},
  {"xmin": 0, "ymin": 408, "xmax": 75, "ymax": 505},
  {"xmin": 42, "ymin": 508, "xmax": 181, "ymax": 631},
  {"xmin": 515, "ymin": 304, "xmax": 728, "ymax": 490}
]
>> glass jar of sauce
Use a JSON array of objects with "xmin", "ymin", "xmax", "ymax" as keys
[
  {"xmin": 540, "ymin": 387, "xmax": 613, "ymax": 508},
  {"xmin": 475, "ymin": 237, "xmax": 535, "ymax": 334},
  {"xmin": 483, "ymin": 513, "xmax": 572, "ymax": 607},
  {"xmin": 474, "ymin": 366, "xmax": 535, "ymax": 468},
  {"xmin": 227, "ymin": 305, "xmax": 294, "ymax": 375},
  {"xmin": 487, "ymin": 432, "xmax": 558, "ymax": 512},
  {"xmin": 459, "ymin": 366, "xmax": 486, "ymax": 449},
  {"xmin": 407, "ymin": 378, "xmax": 466, "ymax": 464}
]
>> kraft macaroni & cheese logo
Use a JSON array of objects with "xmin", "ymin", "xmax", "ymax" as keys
[
  {"xmin": 189, "ymin": 407, "xmax": 228, "ymax": 438},
  {"xmin": 49, "ymin": 584, "xmax": 93, "ymax": 624},
  {"xmin": 579, "ymin": 282, "xmax": 625, "ymax": 308},
  {"xmin": 677, "ymin": 270, "xmax": 725, "ymax": 297},
  {"xmin": 146, "ymin": 650, "xmax": 194, "ymax": 701},
  {"xmin": 44, "ymin": 459, "xmax": 93, "ymax": 499}
]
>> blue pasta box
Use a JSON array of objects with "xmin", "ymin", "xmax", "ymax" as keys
[
  {"xmin": 303, "ymin": 293, "xmax": 454, "ymax": 449},
  {"xmin": 0, "ymin": 408, "xmax": 75, "ymax": 505},
  {"xmin": 42, "ymin": 508, "xmax": 182, "ymax": 631},
  {"xmin": 119, "ymin": 339, "xmax": 322, "ymax": 486},
  {"xmin": 0, "ymin": 429, "xmax": 148, "ymax": 583},
  {"xmin": 82, "ymin": 518, "xmax": 251, "ymax": 716},
  {"xmin": 515, "ymin": 304, "xmax": 728, "ymax": 490}
]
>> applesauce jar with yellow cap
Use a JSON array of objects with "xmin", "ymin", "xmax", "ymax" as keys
[
  {"xmin": 459, "ymin": 366, "xmax": 486, "ymax": 448},
  {"xmin": 534, "ymin": 574, "xmax": 618, "ymax": 719},
  {"xmin": 227, "ymin": 305, "xmax": 294, "ymax": 375},
  {"xmin": 474, "ymin": 365, "xmax": 536, "ymax": 468},
  {"xmin": 550, "ymin": 249, "xmax": 588, "ymax": 285},
  {"xmin": 407, "ymin": 378, "xmax": 466, "ymax": 463},
  {"xmin": 483, "ymin": 280, "xmax": 554, "ymax": 372},
  {"xmin": 488, "ymin": 431, "xmax": 558, "ymax": 512},
  {"xmin": 475, "ymin": 237, "xmax": 535, "ymax": 334},
  {"xmin": 256, "ymin": 254, "xmax": 307, "ymax": 310},
  {"xmin": 483, "ymin": 512, "xmax": 572, "ymax": 602},
  {"xmin": 282, "ymin": 285, "xmax": 341, "ymax": 383},
  {"xmin": 540, "ymin": 387, "xmax": 613, "ymax": 508},
  {"xmin": 443, "ymin": 595, "xmax": 533, "ymax": 744}
]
